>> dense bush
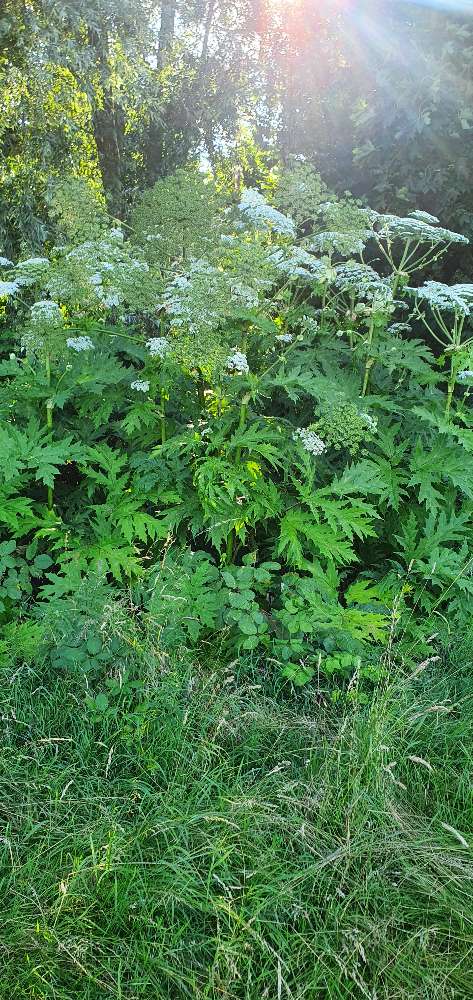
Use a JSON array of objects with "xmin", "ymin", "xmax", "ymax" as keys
[{"xmin": 1, "ymin": 164, "xmax": 473, "ymax": 691}]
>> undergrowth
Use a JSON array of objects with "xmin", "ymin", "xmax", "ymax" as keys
[{"xmin": 1, "ymin": 628, "xmax": 472, "ymax": 999}]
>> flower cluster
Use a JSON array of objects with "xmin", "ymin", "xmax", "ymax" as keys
[
  {"xmin": 0, "ymin": 280, "xmax": 19, "ymax": 297},
  {"xmin": 31, "ymin": 300, "xmax": 63, "ymax": 326},
  {"xmin": 411, "ymin": 281, "xmax": 471, "ymax": 316},
  {"xmin": 457, "ymin": 370, "xmax": 473, "ymax": 381},
  {"xmin": 409, "ymin": 210, "xmax": 440, "ymax": 226},
  {"xmin": 374, "ymin": 213, "xmax": 468, "ymax": 246},
  {"xmin": 276, "ymin": 333, "xmax": 293, "ymax": 344},
  {"xmin": 147, "ymin": 337, "xmax": 171, "ymax": 359},
  {"xmin": 45, "ymin": 232, "xmax": 155, "ymax": 314},
  {"xmin": 315, "ymin": 402, "xmax": 374, "ymax": 456},
  {"xmin": 131, "ymin": 380, "xmax": 150, "ymax": 392},
  {"xmin": 270, "ymin": 247, "xmax": 333, "ymax": 282},
  {"xmin": 239, "ymin": 188, "xmax": 296, "ymax": 238},
  {"xmin": 360, "ymin": 412, "xmax": 378, "ymax": 433},
  {"xmin": 293, "ymin": 427, "xmax": 327, "ymax": 456},
  {"xmin": 309, "ymin": 231, "xmax": 369, "ymax": 257},
  {"xmin": 334, "ymin": 262, "xmax": 384, "ymax": 299},
  {"xmin": 226, "ymin": 351, "xmax": 249, "ymax": 374},
  {"xmin": 66, "ymin": 336, "xmax": 94, "ymax": 352}
]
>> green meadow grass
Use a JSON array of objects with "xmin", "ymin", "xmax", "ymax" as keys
[{"xmin": 1, "ymin": 646, "xmax": 473, "ymax": 999}]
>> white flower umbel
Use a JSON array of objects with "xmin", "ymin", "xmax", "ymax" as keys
[
  {"xmin": 309, "ymin": 231, "xmax": 370, "ymax": 256},
  {"xmin": 66, "ymin": 335, "xmax": 94, "ymax": 352},
  {"xmin": 239, "ymin": 188, "xmax": 296, "ymax": 238},
  {"xmin": 411, "ymin": 281, "xmax": 471, "ymax": 316},
  {"xmin": 147, "ymin": 337, "xmax": 171, "ymax": 359},
  {"xmin": 374, "ymin": 213, "xmax": 468, "ymax": 246},
  {"xmin": 131, "ymin": 380, "xmax": 150, "ymax": 392},
  {"xmin": 360, "ymin": 412, "xmax": 378, "ymax": 433},
  {"xmin": 0, "ymin": 280, "xmax": 19, "ymax": 297},
  {"xmin": 409, "ymin": 210, "xmax": 440, "ymax": 226},
  {"xmin": 276, "ymin": 333, "xmax": 293, "ymax": 344},
  {"xmin": 0, "ymin": 256, "xmax": 13, "ymax": 267},
  {"xmin": 293, "ymin": 427, "xmax": 327, "ymax": 456},
  {"xmin": 31, "ymin": 300, "xmax": 63, "ymax": 325},
  {"xmin": 457, "ymin": 370, "xmax": 473, "ymax": 381},
  {"xmin": 226, "ymin": 351, "xmax": 250, "ymax": 374}
]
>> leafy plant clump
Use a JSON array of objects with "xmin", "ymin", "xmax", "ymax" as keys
[{"xmin": 1, "ymin": 163, "xmax": 473, "ymax": 690}]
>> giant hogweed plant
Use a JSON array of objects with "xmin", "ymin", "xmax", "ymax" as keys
[{"xmin": 1, "ymin": 165, "xmax": 473, "ymax": 689}]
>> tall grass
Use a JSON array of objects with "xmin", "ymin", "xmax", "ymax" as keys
[{"xmin": 1, "ymin": 644, "xmax": 472, "ymax": 998}]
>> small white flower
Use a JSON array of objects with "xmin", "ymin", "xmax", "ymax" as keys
[
  {"xmin": 30, "ymin": 300, "xmax": 62, "ymax": 324},
  {"xmin": 89, "ymin": 272, "xmax": 103, "ymax": 285},
  {"xmin": 19, "ymin": 257, "xmax": 49, "ymax": 267},
  {"xmin": 276, "ymin": 333, "xmax": 293, "ymax": 344},
  {"xmin": 66, "ymin": 335, "xmax": 94, "ymax": 352},
  {"xmin": 457, "ymin": 370, "xmax": 473, "ymax": 381},
  {"xmin": 0, "ymin": 280, "xmax": 19, "ymax": 297},
  {"xmin": 147, "ymin": 337, "xmax": 171, "ymax": 359},
  {"xmin": 102, "ymin": 292, "xmax": 120, "ymax": 307},
  {"xmin": 131, "ymin": 380, "xmax": 150, "ymax": 393},
  {"xmin": 226, "ymin": 351, "xmax": 249, "ymax": 374},
  {"xmin": 360, "ymin": 412, "xmax": 378, "ymax": 433},
  {"xmin": 0, "ymin": 256, "xmax": 13, "ymax": 267},
  {"xmin": 110, "ymin": 227, "xmax": 124, "ymax": 241},
  {"xmin": 293, "ymin": 427, "xmax": 327, "ymax": 456}
]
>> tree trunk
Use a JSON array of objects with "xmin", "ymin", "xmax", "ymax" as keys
[
  {"xmin": 157, "ymin": 0, "xmax": 177, "ymax": 69},
  {"xmin": 88, "ymin": 26, "xmax": 124, "ymax": 218}
]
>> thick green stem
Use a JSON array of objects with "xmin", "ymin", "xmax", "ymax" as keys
[
  {"xmin": 226, "ymin": 390, "xmax": 250, "ymax": 565},
  {"xmin": 45, "ymin": 353, "xmax": 54, "ymax": 511},
  {"xmin": 361, "ymin": 318, "xmax": 375, "ymax": 397},
  {"xmin": 445, "ymin": 359, "xmax": 455, "ymax": 420},
  {"xmin": 197, "ymin": 372, "xmax": 205, "ymax": 409},
  {"xmin": 160, "ymin": 389, "xmax": 167, "ymax": 445}
]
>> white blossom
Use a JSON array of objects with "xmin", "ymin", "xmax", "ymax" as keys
[
  {"xmin": 457, "ymin": 370, "xmax": 473, "ymax": 381},
  {"xmin": 226, "ymin": 351, "xmax": 250, "ymax": 374},
  {"xmin": 411, "ymin": 281, "xmax": 471, "ymax": 316},
  {"xmin": 102, "ymin": 292, "xmax": 121, "ymax": 307},
  {"xmin": 360, "ymin": 412, "xmax": 378, "ymax": 433},
  {"xmin": 309, "ymin": 231, "xmax": 370, "ymax": 256},
  {"xmin": 374, "ymin": 213, "xmax": 468, "ymax": 246},
  {"xmin": 409, "ymin": 210, "xmax": 439, "ymax": 226},
  {"xmin": 66, "ymin": 335, "xmax": 94, "ymax": 352},
  {"xmin": 239, "ymin": 188, "xmax": 296, "ymax": 237},
  {"xmin": 19, "ymin": 257, "xmax": 50, "ymax": 267},
  {"xmin": 0, "ymin": 256, "xmax": 13, "ymax": 267},
  {"xmin": 270, "ymin": 247, "xmax": 333, "ymax": 281},
  {"xmin": 276, "ymin": 333, "xmax": 293, "ymax": 344},
  {"xmin": 0, "ymin": 280, "xmax": 19, "ymax": 297},
  {"xmin": 293, "ymin": 427, "xmax": 327, "ymax": 456},
  {"xmin": 30, "ymin": 300, "xmax": 62, "ymax": 324},
  {"xmin": 131, "ymin": 380, "xmax": 150, "ymax": 392},
  {"xmin": 89, "ymin": 272, "xmax": 103, "ymax": 285},
  {"xmin": 147, "ymin": 336, "xmax": 171, "ymax": 358}
]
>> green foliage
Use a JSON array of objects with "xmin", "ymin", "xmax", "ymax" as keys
[
  {"xmin": 1, "ymin": 166, "xmax": 473, "ymax": 688},
  {"xmin": 130, "ymin": 167, "xmax": 225, "ymax": 267}
]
